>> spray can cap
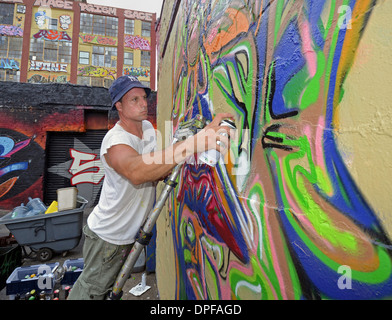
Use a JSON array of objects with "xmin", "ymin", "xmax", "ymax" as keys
[{"xmin": 220, "ymin": 118, "xmax": 236, "ymax": 129}]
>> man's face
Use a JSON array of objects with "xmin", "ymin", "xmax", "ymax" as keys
[{"xmin": 116, "ymin": 88, "xmax": 148, "ymax": 122}]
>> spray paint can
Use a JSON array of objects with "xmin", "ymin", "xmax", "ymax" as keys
[{"xmin": 199, "ymin": 119, "xmax": 236, "ymax": 167}]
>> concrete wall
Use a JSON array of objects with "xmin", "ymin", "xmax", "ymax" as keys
[{"xmin": 156, "ymin": 0, "xmax": 392, "ymax": 299}]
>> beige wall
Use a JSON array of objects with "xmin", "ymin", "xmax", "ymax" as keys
[
  {"xmin": 336, "ymin": 0, "xmax": 392, "ymax": 239},
  {"xmin": 156, "ymin": 0, "xmax": 392, "ymax": 300}
]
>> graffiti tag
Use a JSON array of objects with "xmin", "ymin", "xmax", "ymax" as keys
[
  {"xmin": 0, "ymin": 58, "xmax": 20, "ymax": 70},
  {"xmin": 33, "ymin": 30, "xmax": 71, "ymax": 42},
  {"xmin": 124, "ymin": 35, "xmax": 151, "ymax": 50},
  {"xmin": 30, "ymin": 60, "xmax": 68, "ymax": 72},
  {"xmin": 0, "ymin": 25, "xmax": 23, "ymax": 37},
  {"xmin": 68, "ymin": 149, "xmax": 104, "ymax": 185},
  {"xmin": 79, "ymin": 34, "xmax": 117, "ymax": 46},
  {"xmin": 77, "ymin": 65, "xmax": 116, "ymax": 79},
  {"xmin": 123, "ymin": 67, "xmax": 150, "ymax": 78}
]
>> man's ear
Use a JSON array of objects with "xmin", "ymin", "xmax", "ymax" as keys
[{"xmin": 115, "ymin": 100, "xmax": 122, "ymax": 111}]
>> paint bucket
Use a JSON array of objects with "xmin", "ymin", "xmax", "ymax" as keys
[{"xmin": 57, "ymin": 187, "xmax": 77, "ymax": 211}]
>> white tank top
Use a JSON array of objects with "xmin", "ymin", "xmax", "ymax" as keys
[{"xmin": 88, "ymin": 121, "xmax": 156, "ymax": 245}]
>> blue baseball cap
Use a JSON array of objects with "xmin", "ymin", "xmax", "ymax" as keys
[{"xmin": 109, "ymin": 76, "xmax": 151, "ymax": 109}]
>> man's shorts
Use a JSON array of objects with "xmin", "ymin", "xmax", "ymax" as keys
[{"xmin": 67, "ymin": 224, "xmax": 133, "ymax": 300}]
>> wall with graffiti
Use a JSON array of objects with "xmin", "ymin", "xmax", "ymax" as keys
[
  {"xmin": 0, "ymin": 82, "xmax": 157, "ymax": 211},
  {"xmin": 155, "ymin": 0, "xmax": 392, "ymax": 300},
  {"xmin": 27, "ymin": 3, "xmax": 73, "ymax": 84},
  {"xmin": 0, "ymin": 82, "xmax": 110, "ymax": 210}
]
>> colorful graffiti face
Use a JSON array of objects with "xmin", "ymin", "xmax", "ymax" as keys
[{"xmin": 168, "ymin": 0, "xmax": 392, "ymax": 299}]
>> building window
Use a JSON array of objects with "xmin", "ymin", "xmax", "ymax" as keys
[
  {"xmin": 44, "ymin": 41, "xmax": 57, "ymax": 62},
  {"xmin": 104, "ymin": 78, "xmax": 113, "ymax": 88},
  {"xmin": 16, "ymin": 4, "xmax": 26, "ymax": 14},
  {"xmin": 124, "ymin": 19, "xmax": 134, "ymax": 35},
  {"xmin": 8, "ymin": 37, "xmax": 23, "ymax": 59},
  {"xmin": 124, "ymin": 51, "xmax": 133, "ymax": 66},
  {"xmin": 48, "ymin": 18, "xmax": 58, "ymax": 30},
  {"xmin": 90, "ymin": 77, "xmax": 103, "ymax": 87},
  {"xmin": 80, "ymin": 13, "xmax": 118, "ymax": 37},
  {"xmin": 77, "ymin": 76, "xmax": 90, "ymax": 86},
  {"xmin": 77, "ymin": 76, "xmax": 113, "ymax": 89},
  {"xmin": 29, "ymin": 38, "xmax": 44, "ymax": 61},
  {"xmin": 79, "ymin": 51, "xmax": 90, "ymax": 64},
  {"xmin": 0, "ymin": 69, "xmax": 20, "ymax": 82},
  {"xmin": 58, "ymin": 42, "xmax": 72, "ymax": 63},
  {"xmin": 29, "ymin": 38, "xmax": 72, "ymax": 63},
  {"xmin": 0, "ymin": 3, "xmax": 14, "ymax": 25},
  {"xmin": 92, "ymin": 45, "xmax": 117, "ymax": 68},
  {"xmin": 105, "ymin": 16, "xmax": 118, "ymax": 37},
  {"xmin": 92, "ymin": 14, "xmax": 105, "ymax": 35},
  {"xmin": 141, "ymin": 21, "xmax": 151, "ymax": 37},
  {"xmin": 1, "ymin": 36, "xmax": 22, "ymax": 59},
  {"xmin": 141, "ymin": 51, "xmax": 150, "ymax": 67},
  {"xmin": 80, "ymin": 13, "xmax": 93, "ymax": 34},
  {"xmin": 92, "ymin": 45, "xmax": 104, "ymax": 66}
]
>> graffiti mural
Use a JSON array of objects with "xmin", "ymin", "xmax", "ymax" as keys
[
  {"xmin": 124, "ymin": 35, "xmax": 151, "ymax": 50},
  {"xmin": 33, "ymin": 29, "xmax": 72, "ymax": 42},
  {"xmin": 77, "ymin": 65, "xmax": 116, "ymax": 79},
  {"xmin": 123, "ymin": 66, "xmax": 150, "ymax": 78},
  {"xmin": 0, "ymin": 130, "xmax": 44, "ymax": 202},
  {"xmin": 45, "ymin": 134, "xmax": 106, "ymax": 207},
  {"xmin": 0, "ymin": 58, "xmax": 20, "ymax": 70},
  {"xmin": 164, "ymin": 0, "xmax": 392, "ymax": 300},
  {"xmin": 0, "ymin": 25, "xmax": 23, "ymax": 37},
  {"xmin": 27, "ymin": 73, "xmax": 68, "ymax": 83}
]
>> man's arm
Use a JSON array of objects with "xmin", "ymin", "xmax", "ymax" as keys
[{"xmin": 105, "ymin": 113, "xmax": 234, "ymax": 185}]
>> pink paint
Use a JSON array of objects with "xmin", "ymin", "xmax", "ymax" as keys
[{"xmin": 300, "ymin": 21, "xmax": 317, "ymax": 78}]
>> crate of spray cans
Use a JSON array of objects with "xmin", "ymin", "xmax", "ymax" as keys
[
  {"xmin": 6, "ymin": 262, "xmax": 59, "ymax": 299},
  {"xmin": 61, "ymin": 258, "xmax": 84, "ymax": 287}
]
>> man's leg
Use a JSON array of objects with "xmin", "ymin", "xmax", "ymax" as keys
[{"xmin": 67, "ymin": 225, "xmax": 133, "ymax": 300}]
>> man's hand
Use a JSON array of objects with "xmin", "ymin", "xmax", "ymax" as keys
[{"xmin": 192, "ymin": 113, "xmax": 235, "ymax": 155}]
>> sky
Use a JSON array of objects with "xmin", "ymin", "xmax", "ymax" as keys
[{"xmin": 86, "ymin": 0, "xmax": 165, "ymax": 17}]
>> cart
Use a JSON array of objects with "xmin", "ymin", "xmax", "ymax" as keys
[{"xmin": 0, "ymin": 196, "xmax": 88, "ymax": 262}]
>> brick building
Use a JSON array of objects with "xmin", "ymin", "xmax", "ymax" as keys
[{"xmin": 0, "ymin": 0, "xmax": 157, "ymax": 89}]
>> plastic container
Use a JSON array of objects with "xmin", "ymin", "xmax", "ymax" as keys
[
  {"xmin": 6, "ymin": 262, "xmax": 59, "ymax": 299},
  {"xmin": 57, "ymin": 187, "xmax": 77, "ymax": 211},
  {"xmin": 0, "ymin": 196, "xmax": 88, "ymax": 262},
  {"xmin": 61, "ymin": 258, "xmax": 84, "ymax": 287},
  {"xmin": 26, "ymin": 197, "xmax": 47, "ymax": 214},
  {"xmin": 11, "ymin": 204, "xmax": 29, "ymax": 219}
]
